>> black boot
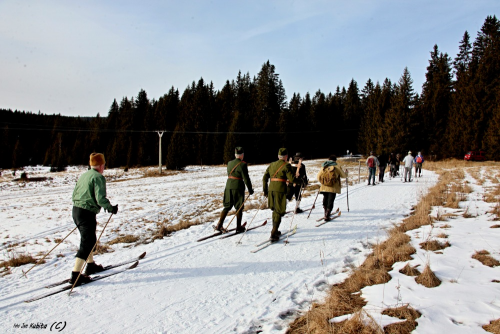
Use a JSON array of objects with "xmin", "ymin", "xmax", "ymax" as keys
[
  {"xmin": 235, "ymin": 210, "xmax": 245, "ymax": 233},
  {"xmin": 325, "ymin": 208, "xmax": 332, "ymax": 221},
  {"xmin": 70, "ymin": 271, "xmax": 92, "ymax": 286},
  {"xmin": 214, "ymin": 210, "xmax": 228, "ymax": 231},
  {"xmin": 85, "ymin": 262, "xmax": 105, "ymax": 275},
  {"xmin": 295, "ymin": 207, "xmax": 303, "ymax": 214}
]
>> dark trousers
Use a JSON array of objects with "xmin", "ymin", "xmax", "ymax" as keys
[
  {"xmin": 322, "ymin": 192, "xmax": 337, "ymax": 210},
  {"xmin": 268, "ymin": 191, "xmax": 287, "ymax": 231},
  {"xmin": 72, "ymin": 206, "xmax": 97, "ymax": 260},
  {"xmin": 287, "ymin": 184, "xmax": 302, "ymax": 201},
  {"xmin": 368, "ymin": 167, "xmax": 376, "ymax": 184}
]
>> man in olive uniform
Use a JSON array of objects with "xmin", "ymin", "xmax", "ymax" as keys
[
  {"xmin": 287, "ymin": 152, "xmax": 308, "ymax": 213},
  {"xmin": 263, "ymin": 148, "xmax": 302, "ymax": 241},
  {"xmin": 214, "ymin": 147, "xmax": 254, "ymax": 233}
]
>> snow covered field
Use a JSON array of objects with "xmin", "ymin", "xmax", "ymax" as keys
[{"xmin": 0, "ymin": 160, "xmax": 499, "ymax": 333}]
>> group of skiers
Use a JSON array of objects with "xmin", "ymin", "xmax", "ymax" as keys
[
  {"xmin": 68, "ymin": 148, "xmax": 348, "ymax": 285},
  {"xmin": 366, "ymin": 151, "xmax": 425, "ymax": 185}
]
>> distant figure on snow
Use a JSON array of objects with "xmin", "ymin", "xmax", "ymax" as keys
[
  {"xmin": 403, "ymin": 151, "xmax": 414, "ymax": 182},
  {"xmin": 214, "ymin": 147, "xmax": 253, "ymax": 233},
  {"xmin": 414, "ymin": 152, "xmax": 424, "ymax": 177},
  {"xmin": 366, "ymin": 151, "xmax": 379, "ymax": 186},
  {"xmin": 70, "ymin": 153, "xmax": 118, "ymax": 285},
  {"xmin": 377, "ymin": 154, "xmax": 387, "ymax": 183}
]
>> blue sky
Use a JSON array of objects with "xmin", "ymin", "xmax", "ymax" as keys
[{"xmin": 0, "ymin": 0, "xmax": 498, "ymax": 117}]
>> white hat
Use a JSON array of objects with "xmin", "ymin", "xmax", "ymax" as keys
[{"xmin": 408, "ymin": 151, "xmax": 412, "ymax": 154}]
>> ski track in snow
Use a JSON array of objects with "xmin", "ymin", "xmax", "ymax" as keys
[{"xmin": 0, "ymin": 161, "xmax": 436, "ymax": 333}]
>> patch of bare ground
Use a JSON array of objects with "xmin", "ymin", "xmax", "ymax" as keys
[
  {"xmin": 419, "ymin": 240, "xmax": 450, "ymax": 251},
  {"xmin": 472, "ymin": 250, "xmax": 500, "ymax": 267},
  {"xmin": 93, "ymin": 242, "xmax": 113, "ymax": 254},
  {"xmin": 382, "ymin": 305, "xmax": 421, "ymax": 334},
  {"xmin": 491, "ymin": 224, "xmax": 500, "ymax": 228},
  {"xmin": 415, "ymin": 264, "xmax": 441, "ymax": 288},
  {"xmin": 483, "ymin": 319, "xmax": 500, "ymax": 334}
]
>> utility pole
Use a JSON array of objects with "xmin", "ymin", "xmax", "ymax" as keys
[{"xmin": 157, "ymin": 131, "xmax": 164, "ymax": 174}]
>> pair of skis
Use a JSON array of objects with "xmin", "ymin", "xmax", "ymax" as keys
[
  {"xmin": 251, "ymin": 225, "xmax": 298, "ymax": 253},
  {"xmin": 315, "ymin": 211, "xmax": 341, "ymax": 227},
  {"xmin": 197, "ymin": 220, "xmax": 268, "ymax": 242},
  {"xmin": 25, "ymin": 252, "xmax": 146, "ymax": 303}
]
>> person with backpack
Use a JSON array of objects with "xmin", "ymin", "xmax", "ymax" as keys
[
  {"xmin": 287, "ymin": 152, "xmax": 308, "ymax": 213},
  {"xmin": 414, "ymin": 152, "xmax": 424, "ymax": 177},
  {"xmin": 317, "ymin": 155, "xmax": 347, "ymax": 221},
  {"xmin": 403, "ymin": 151, "xmax": 414, "ymax": 182},
  {"xmin": 366, "ymin": 151, "xmax": 379, "ymax": 185},
  {"xmin": 214, "ymin": 147, "xmax": 254, "ymax": 233},
  {"xmin": 263, "ymin": 148, "xmax": 302, "ymax": 241}
]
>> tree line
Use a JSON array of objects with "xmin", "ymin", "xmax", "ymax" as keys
[{"xmin": 1, "ymin": 15, "xmax": 499, "ymax": 170}]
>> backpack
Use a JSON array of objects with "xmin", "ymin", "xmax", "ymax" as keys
[
  {"xmin": 416, "ymin": 156, "xmax": 422, "ymax": 163},
  {"xmin": 318, "ymin": 166, "xmax": 337, "ymax": 187},
  {"xmin": 367, "ymin": 157, "xmax": 375, "ymax": 168}
]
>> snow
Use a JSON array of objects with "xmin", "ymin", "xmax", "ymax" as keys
[{"xmin": 0, "ymin": 161, "xmax": 498, "ymax": 333}]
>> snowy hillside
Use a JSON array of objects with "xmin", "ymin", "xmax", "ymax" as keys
[{"xmin": 1, "ymin": 160, "xmax": 498, "ymax": 333}]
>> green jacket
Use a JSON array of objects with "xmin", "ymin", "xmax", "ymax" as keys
[
  {"xmin": 225, "ymin": 158, "xmax": 253, "ymax": 192},
  {"xmin": 72, "ymin": 169, "xmax": 113, "ymax": 214},
  {"xmin": 263, "ymin": 160, "xmax": 301, "ymax": 193}
]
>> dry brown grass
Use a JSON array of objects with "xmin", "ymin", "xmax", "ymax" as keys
[
  {"xmin": 399, "ymin": 263, "xmax": 421, "ymax": 276},
  {"xmin": 472, "ymin": 250, "xmax": 500, "ymax": 267},
  {"xmin": 419, "ymin": 240, "xmax": 451, "ymax": 252},
  {"xmin": 483, "ymin": 319, "xmax": 500, "ymax": 334},
  {"xmin": 491, "ymin": 224, "xmax": 500, "ymax": 228},
  {"xmin": 108, "ymin": 235, "xmax": 140, "ymax": 245},
  {"xmin": 382, "ymin": 305, "xmax": 421, "ymax": 334},
  {"xmin": 93, "ymin": 242, "xmax": 114, "ymax": 254},
  {"xmin": 490, "ymin": 203, "xmax": 500, "ymax": 221},
  {"xmin": 415, "ymin": 264, "xmax": 441, "ymax": 288},
  {"xmin": 0, "ymin": 251, "xmax": 40, "ymax": 273}
]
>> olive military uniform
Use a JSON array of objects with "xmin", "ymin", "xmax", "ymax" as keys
[{"xmin": 263, "ymin": 148, "xmax": 302, "ymax": 239}]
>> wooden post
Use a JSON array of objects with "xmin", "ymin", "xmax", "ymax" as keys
[{"xmin": 157, "ymin": 131, "xmax": 164, "ymax": 174}]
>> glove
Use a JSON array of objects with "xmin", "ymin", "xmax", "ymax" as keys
[
  {"xmin": 111, "ymin": 204, "xmax": 118, "ymax": 215},
  {"xmin": 263, "ymin": 190, "xmax": 268, "ymax": 198},
  {"xmin": 249, "ymin": 189, "xmax": 254, "ymax": 195}
]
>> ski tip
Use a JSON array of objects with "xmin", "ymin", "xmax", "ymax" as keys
[
  {"xmin": 338, "ymin": 211, "xmax": 342, "ymax": 216},
  {"xmin": 138, "ymin": 252, "xmax": 147, "ymax": 259},
  {"xmin": 129, "ymin": 261, "xmax": 139, "ymax": 269},
  {"xmin": 262, "ymin": 220, "xmax": 267, "ymax": 225}
]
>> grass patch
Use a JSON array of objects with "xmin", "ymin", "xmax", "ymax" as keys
[
  {"xmin": 419, "ymin": 240, "xmax": 451, "ymax": 251},
  {"xmin": 382, "ymin": 305, "xmax": 421, "ymax": 334},
  {"xmin": 472, "ymin": 250, "xmax": 500, "ymax": 267},
  {"xmin": 415, "ymin": 264, "xmax": 441, "ymax": 288},
  {"xmin": 108, "ymin": 235, "xmax": 140, "ymax": 245},
  {"xmin": 483, "ymin": 319, "xmax": 500, "ymax": 334},
  {"xmin": 399, "ymin": 263, "xmax": 420, "ymax": 277},
  {"xmin": 0, "ymin": 250, "xmax": 41, "ymax": 274}
]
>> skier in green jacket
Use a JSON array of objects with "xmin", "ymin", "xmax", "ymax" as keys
[
  {"xmin": 263, "ymin": 148, "xmax": 302, "ymax": 241},
  {"xmin": 214, "ymin": 147, "xmax": 254, "ymax": 233},
  {"xmin": 70, "ymin": 153, "xmax": 118, "ymax": 285}
]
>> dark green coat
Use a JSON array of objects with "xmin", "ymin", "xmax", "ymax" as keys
[
  {"xmin": 263, "ymin": 160, "xmax": 301, "ymax": 194},
  {"xmin": 225, "ymin": 159, "xmax": 253, "ymax": 192}
]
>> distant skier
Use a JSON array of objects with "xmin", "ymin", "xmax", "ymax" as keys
[
  {"xmin": 403, "ymin": 151, "xmax": 414, "ymax": 182},
  {"xmin": 263, "ymin": 148, "xmax": 302, "ymax": 241},
  {"xmin": 378, "ymin": 154, "xmax": 387, "ymax": 183},
  {"xmin": 388, "ymin": 153, "xmax": 397, "ymax": 178},
  {"xmin": 214, "ymin": 147, "xmax": 253, "ymax": 233},
  {"xmin": 414, "ymin": 152, "xmax": 424, "ymax": 177},
  {"xmin": 71, "ymin": 153, "xmax": 118, "ymax": 285},
  {"xmin": 287, "ymin": 152, "xmax": 308, "ymax": 213},
  {"xmin": 366, "ymin": 151, "xmax": 379, "ymax": 185},
  {"xmin": 317, "ymin": 155, "xmax": 347, "ymax": 221}
]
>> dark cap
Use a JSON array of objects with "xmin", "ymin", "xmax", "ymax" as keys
[
  {"xmin": 294, "ymin": 152, "xmax": 303, "ymax": 159},
  {"xmin": 235, "ymin": 147, "xmax": 244, "ymax": 154},
  {"xmin": 278, "ymin": 148, "xmax": 288, "ymax": 156}
]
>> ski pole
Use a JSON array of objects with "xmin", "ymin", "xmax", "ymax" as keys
[
  {"xmin": 307, "ymin": 189, "xmax": 320, "ymax": 219},
  {"xmin": 68, "ymin": 213, "xmax": 113, "ymax": 296},
  {"xmin": 223, "ymin": 194, "xmax": 251, "ymax": 232},
  {"xmin": 284, "ymin": 182, "xmax": 304, "ymax": 245},
  {"xmin": 236, "ymin": 196, "xmax": 266, "ymax": 244},
  {"xmin": 22, "ymin": 226, "xmax": 78, "ymax": 278}
]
